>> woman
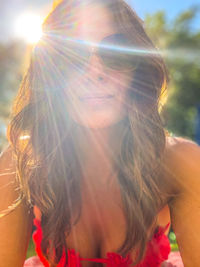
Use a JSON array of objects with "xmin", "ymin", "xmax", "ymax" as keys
[{"xmin": 0, "ymin": 0, "xmax": 200, "ymax": 266}]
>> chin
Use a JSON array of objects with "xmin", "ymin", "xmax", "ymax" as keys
[{"xmin": 71, "ymin": 113, "xmax": 127, "ymax": 130}]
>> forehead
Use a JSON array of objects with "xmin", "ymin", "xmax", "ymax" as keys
[{"xmin": 70, "ymin": 3, "xmax": 117, "ymax": 42}]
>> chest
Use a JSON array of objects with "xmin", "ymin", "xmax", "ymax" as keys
[
  {"xmin": 65, "ymin": 176, "xmax": 171, "ymax": 267},
  {"xmin": 67, "ymin": 176, "xmax": 126, "ymax": 260}
]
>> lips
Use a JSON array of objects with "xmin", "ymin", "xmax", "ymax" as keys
[
  {"xmin": 79, "ymin": 95, "xmax": 114, "ymax": 101},
  {"xmin": 78, "ymin": 94, "xmax": 114, "ymax": 107}
]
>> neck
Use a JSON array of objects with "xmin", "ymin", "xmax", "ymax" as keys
[{"xmin": 73, "ymin": 120, "xmax": 126, "ymax": 177}]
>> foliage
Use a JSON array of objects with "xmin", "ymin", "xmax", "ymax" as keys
[
  {"xmin": 169, "ymin": 231, "xmax": 179, "ymax": 251},
  {"xmin": 26, "ymin": 239, "xmax": 36, "ymax": 258},
  {"xmin": 145, "ymin": 6, "xmax": 200, "ymax": 140}
]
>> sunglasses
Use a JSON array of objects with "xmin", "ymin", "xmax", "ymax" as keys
[{"xmin": 54, "ymin": 33, "xmax": 140, "ymax": 74}]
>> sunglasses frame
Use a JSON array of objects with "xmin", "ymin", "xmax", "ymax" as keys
[{"xmin": 62, "ymin": 33, "xmax": 140, "ymax": 73}]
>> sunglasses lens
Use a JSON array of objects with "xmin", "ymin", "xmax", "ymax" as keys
[
  {"xmin": 54, "ymin": 34, "xmax": 139, "ymax": 76},
  {"xmin": 99, "ymin": 34, "xmax": 139, "ymax": 71}
]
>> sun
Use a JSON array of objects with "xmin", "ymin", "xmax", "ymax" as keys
[{"xmin": 15, "ymin": 13, "xmax": 44, "ymax": 44}]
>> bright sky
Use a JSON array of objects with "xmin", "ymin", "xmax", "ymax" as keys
[
  {"xmin": 129, "ymin": 0, "xmax": 200, "ymax": 32},
  {"xmin": 129, "ymin": 0, "xmax": 200, "ymax": 19},
  {"xmin": 130, "ymin": 0, "xmax": 200, "ymax": 30},
  {"xmin": 0, "ymin": 0, "xmax": 199, "ymax": 43}
]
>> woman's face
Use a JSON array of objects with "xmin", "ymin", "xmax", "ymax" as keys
[{"xmin": 64, "ymin": 3, "xmax": 134, "ymax": 129}]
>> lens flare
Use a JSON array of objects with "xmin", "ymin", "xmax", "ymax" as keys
[{"xmin": 15, "ymin": 13, "xmax": 43, "ymax": 44}]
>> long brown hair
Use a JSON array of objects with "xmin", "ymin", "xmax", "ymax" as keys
[{"xmin": 8, "ymin": 0, "xmax": 171, "ymax": 265}]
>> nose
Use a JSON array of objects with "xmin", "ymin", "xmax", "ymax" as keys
[{"xmin": 84, "ymin": 49, "xmax": 105, "ymax": 81}]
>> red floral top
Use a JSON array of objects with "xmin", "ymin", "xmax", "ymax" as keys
[{"xmin": 32, "ymin": 218, "xmax": 171, "ymax": 267}]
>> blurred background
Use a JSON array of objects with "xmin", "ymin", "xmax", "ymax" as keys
[{"xmin": 0, "ymin": 0, "xmax": 199, "ymax": 259}]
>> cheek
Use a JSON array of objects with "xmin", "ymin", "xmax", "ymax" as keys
[
  {"xmin": 111, "ymin": 70, "xmax": 132, "ymax": 87},
  {"xmin": 110, "ymin": 72, "xmax": 133, "ymax": 100}
]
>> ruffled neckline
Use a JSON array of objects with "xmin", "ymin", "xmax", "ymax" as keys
[{"xmin": 32, "ymin": 218, "xmax": 171, "ymax": 267}]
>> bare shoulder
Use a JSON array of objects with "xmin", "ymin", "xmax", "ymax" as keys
[
  {"xmin": 0, "ymin": 144, "xmax": 15, "ymax": 169},
  {"xmin": 165, "ymin": 135, "xmax": 199, "ymax": 156},
  {"xmin": 164, "ymin": 137, "xmax": 200, "ymax": 266},
  {"xmin": 0, "ymin": 144, "xmax": 20, "ymax": 207},
  {"xmin": 163, "ymin": 136, "xmax": 200, "ymax": 190},
  {"xmin": 0, "ymin": 145, "xmax": 33, "ymax": 265},
  {"xmin": 0, "ymin": 145, "xmax": 18, "ymax": 204}
]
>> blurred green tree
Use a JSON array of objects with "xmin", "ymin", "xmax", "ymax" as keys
[{"xmin": 145, "ymin": 6, "xmax": 200, "ymax": 140}]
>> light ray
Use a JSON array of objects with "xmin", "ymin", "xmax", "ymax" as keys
[
  {"xmin": 43, "ymin": 33, "xmax": 160, "ymax": 56},
  {"xmin": 37, "ymin": 38, "xmax": 161, "ymax": 119},
  {"xmin": 43, "ymin": 32, "xmax": 200, "ymax": 65},
  {"xmin": 35, "ymin": 33, "xmax": 199, "ymax": 136}
]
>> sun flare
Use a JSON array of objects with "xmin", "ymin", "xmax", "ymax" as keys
[{"xmin": 15, "ymin": 13, "xmax": 43, "ymax": 44}]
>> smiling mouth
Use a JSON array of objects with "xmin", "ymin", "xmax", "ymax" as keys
[
  {"xmin": 78, "ymin": 95, "xmax": 115, "ymax": 107},
  {"xmin": 79, "ymin": 95, "xmax": 114, "ymax": 101}
]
